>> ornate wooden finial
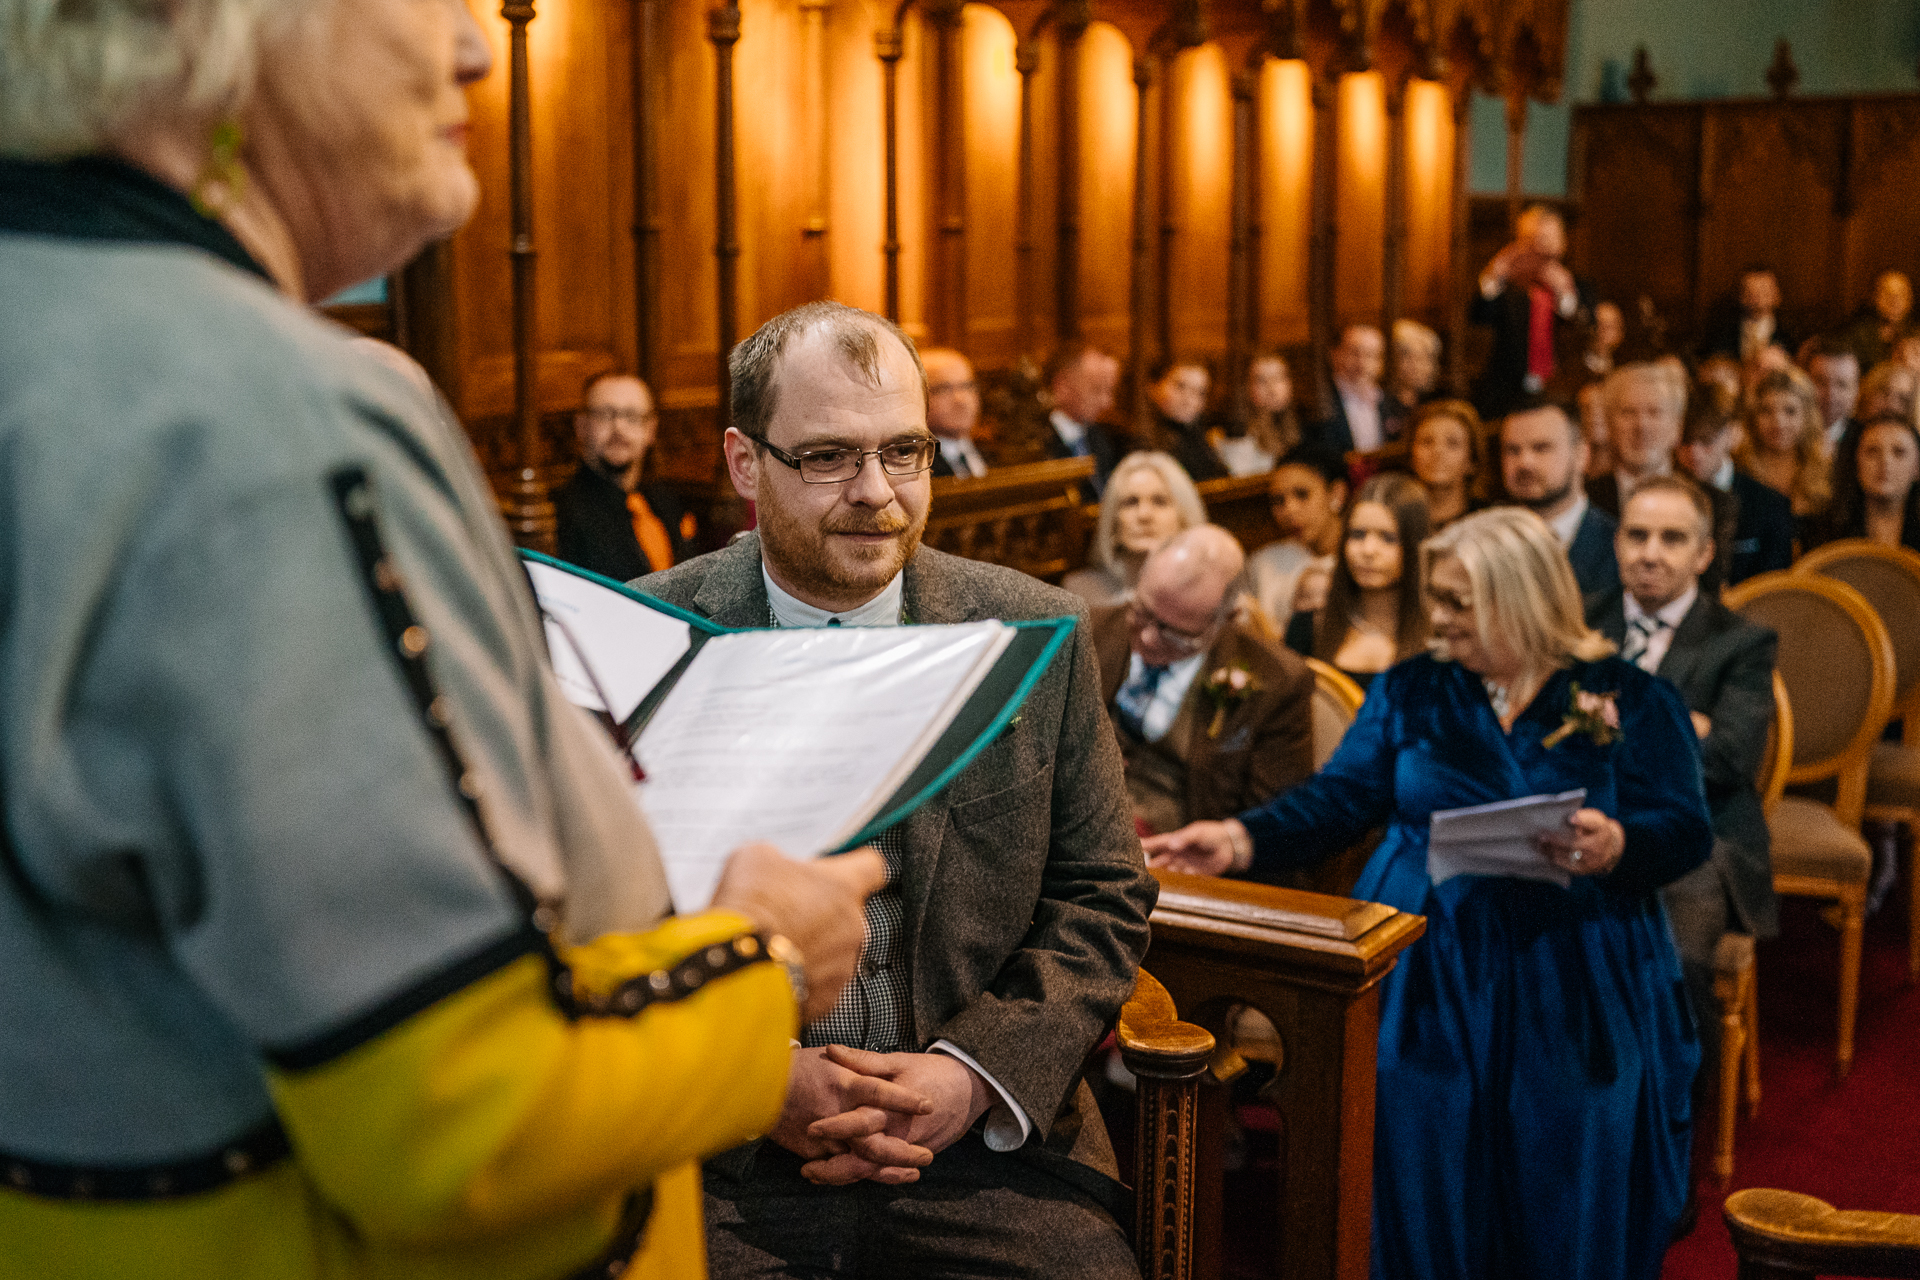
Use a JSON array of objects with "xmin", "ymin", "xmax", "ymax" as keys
[
  {"xmin": 1766, "ymin": 39, "xmax": 1800, "ymax": 99},
  {"xmin": 1627, "ymin": 45, "xmax": 1656, "ymax": 104}
]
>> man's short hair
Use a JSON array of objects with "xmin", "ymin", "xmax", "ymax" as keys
[
  {"xmin": 729, "ymin": 301, "xmax": 925, "ymax": 443},
  {"xmin": 1500, "ymin": 397, "xmax": 1581, "ymax": 446},
  {"xmin": 1271, "ymin": 443, "xmax": 1348, "ymax": 488},
  {"xmin": 1806, "ymin": 335, "xmax": 1860, "ymax": 367},
  {"xmin": 581, "ymin": 369, "xmax": 644, "ymax": 403},
  {"xmin": 1624, "ymin": 473, "xmax": 1714, "ymax": 542},
  {"xmin": 1042, "ymin": 341, "xmax": 1106, "ymax": 390},
  {"xmin": 1147, "ymin": 354, "xmax": 1209, "ymax": 384},
  {"xmin": 1603, "ymin": 360, "xmax": 1688, "ymax": 416},
  {"xmin": 1680, "ymin": 382, "xmax": 1739, "ymax": 446}
]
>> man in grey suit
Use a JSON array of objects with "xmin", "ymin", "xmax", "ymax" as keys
[
  {"xmin": 636, "ymin": 301, "xmax": 1157, "ymax": 1278},
  {"xmin": 1585, "ymin": 475, "xmax": 1778, "ymax": 1057}
]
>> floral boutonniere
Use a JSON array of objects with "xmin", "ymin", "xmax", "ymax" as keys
[
  {"xmin": 1201, "ymin": 665, "xmax": 1260, "ymax": 738},
  {"xmin": 1541, "ymin": 682, "xmax": 1622, "ymax": 748}
]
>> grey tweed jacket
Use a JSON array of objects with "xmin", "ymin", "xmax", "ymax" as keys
[{"xmin": 635, "ymin": 535, "xmax": 1156, "ymax": 1165}]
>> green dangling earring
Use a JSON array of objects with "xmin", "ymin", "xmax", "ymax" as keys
[{"xmin": 191, "ymin": 119, "xmax": 247, "ymax": 217}]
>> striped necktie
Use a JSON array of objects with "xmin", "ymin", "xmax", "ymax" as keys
[{"xmin": 1621, "ymin": 615, "xmax": 1664, "ymax": 671}]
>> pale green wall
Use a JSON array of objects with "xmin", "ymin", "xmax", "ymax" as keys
[{"xmin": 1466, "ymin": 0, "xmax": 1920, "ymax": 196}]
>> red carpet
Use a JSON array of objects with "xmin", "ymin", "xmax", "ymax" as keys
[{"xmin": 1662, "ymin": 882, "xmax": 1920, "ymax": 1278}]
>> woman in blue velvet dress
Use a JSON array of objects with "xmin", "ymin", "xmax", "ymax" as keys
[{"xmin": 1147, "ymin": 507, "xmax": 1711, "ymax": 1280}]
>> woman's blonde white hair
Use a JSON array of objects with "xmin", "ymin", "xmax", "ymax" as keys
[
  {"xmin": 0, "ymin": 0, "xmax": 292, "ymax": 158},
  {"xmin": 1091, "ymin": 451, "xmax": 1207, "ymax": 573},
  {"xmin": 1422, "ymin": 507, "xmax": 1614, "ymax": 672}
]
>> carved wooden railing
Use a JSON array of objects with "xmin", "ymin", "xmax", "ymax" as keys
[
  {"xmin": 925, "ymin": 456, "xmax": 1095, "ymax": 582},
  {"xmin": 1118, "ymin": 970, "xmax": 1216, "ymax": 1280},
  {"xmin": 1147, "ymin": 870, "xmax": 1427, "ymax": 1280}
]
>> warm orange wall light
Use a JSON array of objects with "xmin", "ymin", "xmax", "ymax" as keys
[
  {"xmin": 1174, "ymin": 42, "xmax": 1231, "ymax": 353},
  {"xmin": 1261, "ymin": 58, "xmax": 1312, "ymax": 345},
  {"xmin": 1080, "ymin": 21, "xmax": 1138, "ymax": 351},
  {"xmin": 1404, "ymin": 79, "xmax": 1455, "ymax": 316},
  {"xmin": 962, "ymin": 3, "xmax": 1021, "ymax": 361},
  {"xmin": 1336, "ymin": 70, "xmax": 1386, "ymax": 322}
]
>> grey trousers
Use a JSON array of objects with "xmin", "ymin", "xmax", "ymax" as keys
[
  {"xmin": 1661, "ymin": 856, "xmax": 1731, "ymax": 1081},
  {"xmin": 703, "ymin": 1135, "xmax": 1140, "ymax": 1280}
]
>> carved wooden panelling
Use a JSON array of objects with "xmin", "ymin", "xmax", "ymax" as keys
[
  {"xmin": 1569, "ymin": 104, "xmax": 1700, "ymax": 327},
  {"xmin": 1844, "ymin": 98, "xmax": 1920, "ymax": 316},
  {"xmin": 923, "ymin": 457, "xmax": 1096, "ymax": 581}
]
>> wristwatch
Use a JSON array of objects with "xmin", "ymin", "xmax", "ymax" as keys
[{"xmin": 765, "ymin": 934, "xmax": 808, "ymax": 1012}]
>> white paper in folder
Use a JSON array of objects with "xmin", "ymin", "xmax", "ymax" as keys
[{"xmin": 1426, "ymin": 788, "xmax": 1587, "ymax": 888}]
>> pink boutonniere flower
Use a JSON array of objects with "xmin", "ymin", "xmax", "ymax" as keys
[
  {"xmin": 1542, "ymin": 682, "xmax": 1622, "ymax": 748},
  {"xmin": 1201, "ymin": 665, "xmax": 1260, "ymax": 739}
]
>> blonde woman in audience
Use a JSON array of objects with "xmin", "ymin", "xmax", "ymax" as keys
[
  {"xmin": 1063, "ymin": 450, "xmax": 1207, "ymax": 607},
  {"xmin": 1283, "ymin": 473, "xmax": 1431, "ymax": 694},
  {"xmin": 1390, "ymin": 319, "xmax": 1444, "ymax": 413},
  {"xmin": 1248, "ymin": 445, "xmax": 1349, "ymax": 634},
  {"xmin": 1214, "ymin": 351, "xmax": 1303, "ymax": 475},
  {"xmin": 1578, "ymin": 380, "xmax": 1615, "ymax": 478},
  {"xmin": 1147, "ymin": 507, "xmax": 1711, "ymax": 1280},
  {"xmin": 1734, "ymin": 364, "xmax": 1831, "ymax": 517},
  {"xmin": 1407, "ymin": 400, "xmax": 1486, "ymax": 528}
]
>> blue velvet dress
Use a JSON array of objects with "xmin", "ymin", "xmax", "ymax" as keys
[{"xmin": 1238, "ymin": 653, "xmax": 1711, "ymax": 1280}]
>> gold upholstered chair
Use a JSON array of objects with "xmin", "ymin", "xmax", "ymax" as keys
[
  {"xmin": 1724, "ymin": 573, "xmax": 1895, "ymax": 1078},
  {"xmin": 1709, "ymin": 672, "xmax": 1789, "ymax": 1187},
  {"xmin": 1304, "ymin": 658, "xmax": 1365, "ymax": 770},
  {"xmin": 1725, "ymin": 1188, "xmax": 1920, "ymax": 1278},
  {"xmin": 1798, "ymin": 539, "xmax": 1920, "ymax": 981}
]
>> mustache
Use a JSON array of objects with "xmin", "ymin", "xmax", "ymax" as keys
[{"xmin": 825, "ymin": 515, "xmax": 912, "ymax": 536}]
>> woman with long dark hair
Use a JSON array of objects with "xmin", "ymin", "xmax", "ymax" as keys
[
  {"xmin": 1806, "ymin": 411, "xmax": 1920, "ymax": 552},
  {"xmin": 1284, "ymin": 473, "xmax": 1431, "ymax": 692}
]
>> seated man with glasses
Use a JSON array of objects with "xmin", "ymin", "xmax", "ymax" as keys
[
  {"xmin": 1091, "ymin": 525, "xmax": 1314, "ymax": 837},
  {"xmin": 922, "ymin": 346, "xmax": 991, "ymax": 478},
  {"xmin": 634, "ymin": 301, "xmax": 1157, "ymax": 1279},
  {"xmin": 554, "ymin": 370, "xmax": 698, "ymax": 580}
]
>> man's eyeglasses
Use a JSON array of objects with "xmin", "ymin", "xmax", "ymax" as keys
[
  {"xmin": 583, "ymin": 407, "xmax": 657, "ymax": 427},
  {"xmin": 1126, "ymin": 595, "xmax": 1221, "ymax": 655},
  {"xmin": 757, "ymin": 437, "xmax": 937, "ymax": 484}
]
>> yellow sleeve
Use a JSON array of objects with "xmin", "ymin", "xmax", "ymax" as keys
[{"xmin": 266, "ymin": 909, "xmax": 794, "ymax": 1246}]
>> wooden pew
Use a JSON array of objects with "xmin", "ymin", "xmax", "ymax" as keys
[
  {"xmin": 925, "ymin": 457, "xmax": 1095, "ymax": 583},
  {"xmin": 1194, "ymin": 472, "xmax": 1281, "ymax": 554},
  {"xmin": 1147, "ymin": 872, "xmax": 1427, "ymax": 1280}
]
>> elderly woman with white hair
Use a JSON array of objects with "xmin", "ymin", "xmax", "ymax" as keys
[
  {"xmin": 0, "ymin": 3, "xmax": 886, "ymax": 1278},
  {"xmin": 1149, "ymin": 507, "xmax": 1710, "ymax": 1280},
  {"xmin": 1062, "ymin": 450, "xmax": 1208, "ymax": 607}
]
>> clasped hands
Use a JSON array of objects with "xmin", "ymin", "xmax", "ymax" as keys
[{"xmin": 769, "ymin": 1045, "xmax": 994, "ymax": 1185}]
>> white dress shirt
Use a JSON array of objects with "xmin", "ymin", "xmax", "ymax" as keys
[
  {"xmin": 937, "ymin": 435, "xmax": 990, "ymax": 479},
  {"xmin": 1335, "ymin": 381, "xmax": 1384, "ymax": 451},
  {"xmin": 1709, "ymin": 458, "xmax": 1736, "ymax": 492},
  {"xmin": 1049, "ymin": 410, "xmax": 1090, "ymax": 456},
  {"xmin": 761, "ymin": 561, "xmax": 1032, "ymax": 1149},
  {"xmin": 1623, "ymin": 584, "xmax": 1697, "ymax": 674},
  {"xmin": 1547, "ymin": 493, "xmax": 1590, "ymax": 548},
  {"xmin": 1118, "ymin": 650, "xmax": 1207, "ymax": 743}
]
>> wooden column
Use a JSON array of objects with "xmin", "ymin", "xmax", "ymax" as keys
[
  {"xmin": 1128, "ymin": 54, "xmax": 1155, "ymax": 419},
  {"xmin": 1154, "ymin": 47, "xmax": 1180, "ymax": 364},
  {"xmin": 1226, "ymin": 65, "xmax": 1260, "ymax": 424},
  {"xmin": 1504, "ymin": 88, "xmax": 1527, "ymax": 223},
  {"xmin": 1307, "ymin": 71, "xmax": 1340, "ymax": 413},
  {"xmin": 629, "ymin": 0, "xmax": 663, "ymax": 386},
  {"xmin": 927, "ymin": 0, "xmax": 968, "ymax": 344},
  {"xmin": 1053, "ymin": 0, "xmax": 1090, "ymax": 343},
  {"xmin": 877, "ymin": 2, "xmax": 909, "ymax": 322},
  {"xmin": 500, "ymin": 0, "xmax": 553, "ymax": 552},
  {"xmin": 1015, "ymin": 27, "xmax": 1044, "ymax": 356},
  {"xmin": 799, "ymin": 0, "xmax": 831, "ymax": 295},
  {"xmin": 710, "ymin": 2, "xmax": 742, "ymax": 432},
  {"xmin": 394, "ymin": 240, "xmax": 460, "ymax": 406},
  {"xmin": 1447, "ymin": 84, "xmax": 1474, "ymax": 395},
  {"xmin": 1148, "ymin": 872, "xmax": 1426, "ymax": 1280},
  {"xmin": 1380, "ymin": 75, "xmax": 1410, "ymax": 394}
]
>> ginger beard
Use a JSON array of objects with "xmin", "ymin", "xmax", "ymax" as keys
[{"xmin": 756, "ymin": 484, "xmax": 926, "ymax": 605}]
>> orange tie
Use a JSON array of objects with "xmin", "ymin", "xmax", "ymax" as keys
[{"xmin": 625, "ymin": 490, "xmax": 676, "ymax": 573}]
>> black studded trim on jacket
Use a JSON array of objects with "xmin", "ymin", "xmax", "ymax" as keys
[
  {"xmin": 0, "ymin": 1118, "xmax": 290, "ymax": 1202},
  {"xmin": 553, "ymin": 932, "xmax": 777, "ymax": 1018}
]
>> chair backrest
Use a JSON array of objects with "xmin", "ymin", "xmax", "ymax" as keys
[
  {"xmin": 1724, "ymin": 571, "xmax": 1896, "ymax": 826},
  {"xmin": 1797, "ymin": 539, "xmax": 1920, "ymax": 730},
  {"xmin": 1757, "ymin": 670, "xmax": 1794, "ymax": 817},
  {"xmin": 1304, "ymin": 658, "xmax": 1365, "ymax": 771}
]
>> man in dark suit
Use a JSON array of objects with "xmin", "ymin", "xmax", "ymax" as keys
[
  {"xmin": 923, "ymin": 347, "xmax": 991, "ymax": 479},
  {"xmin": 1678, "ymin": 382, "xmax": 1794, "ymax": 586},
  {"xmin": 637, "ymin": 301, "xmax": 1155, "ymax": 1278},
  {"xmin": 1042, "ymin": 343, "xmax": 1124, "ymax": 499},
  {"xmin": 1498, "ymin": 399, "xmax": 1620, "ymax": 597},
  {"xmin": 1587, "ymin": 476, "xmax": 1778, "ymax": 1057},
  {"xmin": 1469, "ymin": 204, "xmax": 1589, "ymax": 419},
  {"xmin": 1089, "ymin": 525, "xmax": 1313, "ymax": 835},
  {"xmin": 1311, "ymin": 324, "xmax": 1400, "ymax": 454},
  {"xmin": 1147, "ymin": 356, "xmax": 1228, "ymax": 481},
  {"xmin": 553, "ymin": 371, "xmax": 698, "ymax": 581},
  {"xmin": 1696, "ymin": 266, "xmax": 1793, "ymax": 364}
]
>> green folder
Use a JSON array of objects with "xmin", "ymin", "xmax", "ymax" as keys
[{"xmin": 519, "ymin": 550, "xmax": 1074, "ymax": 893}]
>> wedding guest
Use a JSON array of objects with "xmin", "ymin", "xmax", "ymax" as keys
[
  {"xmin": 1841, "ymin": 269, "xmax": 1914, "ymax": 371},
  {"xmin": 1470, "ymin": 204, "xmax": 1588, "ymax": 417},
  {"xmin": 1215, "ymin": 351, "xmax": 1302, "ymax": 476},
  {"xmin": 1579, "ymin": 380, "xmax": 1614, "ymax": 478},
  {"xmin": 1314, "ymin": 324, "xmax": 1398, "ymax": 452},
  {"xmin": 1679, "ymin": 386, "xmax": 1794, "ymax": 586},
  {"xmin": 1858, "ymin": 360, "xmax": 1919, "ymax": 427},
  {"xmin": 554, "ymin": 371, "xmax": 698, "ymax": 581},
  {"xmin": 1499, "ymin": 399, "xmax": 1620, "ymax": 597},
  {"xmin": 1247, "ymin": 446, "xmax": 1348, "ymax": 635},
  {"xmin": 1063, "ymin": 451, "xmax": 1207, "ymax": 608},
  {"xmin": 1283, "ymin": 473, "xmax": 1430, "ymax": 694},
  {"xmin": 1149, "ymin": 356, "xmax": 1228, "ymax": 481},
  {"xmin": 1733, "ymin": 364, "xmax": 1830, "ymax": 518},
  {"xmin": 1805, "ymin": 339, "xmax": 1862, "ymax": 450},
  {"xmin": 1390, "ymin": 318, "xmax": 1443, "ymax": 413},
  {"xmin": 1043, "ymin": 343, "xmax": 1123, "ymax": 499},
  {"xmin": 1408, "ymin": 400, "xmax": 1486, "ymax": 529},
  {"xmin": 1588, "ymin": 360, "xmax": 1687, "ymax": 519},
  {"xmin": 1147, "ymin": 506, "xmax": 1711, "ymax": 1280},
  {"xmin": 922, "ymin": 347, "xmax": 991, "ymax": 478},
  {"xmin": 1583, "ymin": 300, "xmax": 1626, "ymax": 381},
  {"xmin": 1091, "ymin": 525, "xmax": 1314, "ymax": 836},
  {"xmin": 1805, "ymin": 413, "xmax": 1920, "ymax": 553},
  {"xmin": 1698, "ymin": 266, "xmax": 1792, "ymax": 364}
]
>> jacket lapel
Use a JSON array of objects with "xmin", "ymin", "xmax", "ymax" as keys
[
  {"xmin": 690, "ymin": 533, "xmax": 776, "ymax": 629},
  {"xmin": 1654, "ymin": 593, "xmax": 1720, "ymax": 697}
]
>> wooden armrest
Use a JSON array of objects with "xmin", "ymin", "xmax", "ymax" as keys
[
  {"xmin": 1117, "ymin": 970, "xmax": 1214, "ymax": 1081},
  {"xmin": 1725, "ymin": 1188, "xmax": 1920, "ymax": 1278}
]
